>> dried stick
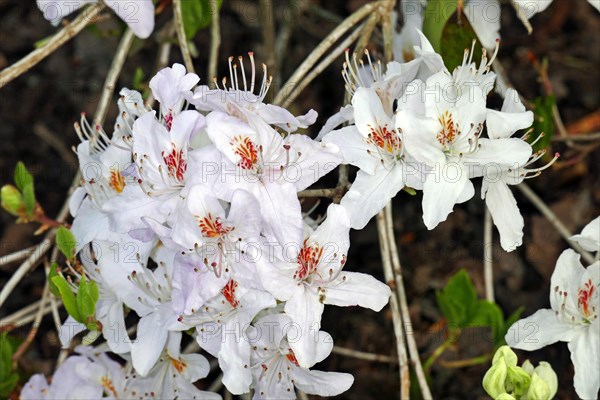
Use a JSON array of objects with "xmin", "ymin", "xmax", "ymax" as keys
[
  {"xmin": 273, "ymin": 1, "xmax": 380, "ymax": 105},
  {"xmin": 0, "ymin": 3, "xmax": 104, "ymax": 89},
  {"xmin": 173, "ymin": 0, "xmax": 195, "ymax": 74},
  {"xmin": 95, "ymin": 28, "xmax": 136, "ymax": 125},
  {"xmin": 376, "ymin": 211, "xmax": 410, "ymax": 400},
  {"xmin": 208, "ymin": 0, "xmax": 221, "ymax": 84},
  {"xmin": 281, "ymin": 21, "xmax": 366, "ymax": 109},
  {"xmin": 259, "ymin": 0, "xmax": 276, "ymax": 86},
  {"xmin": 483, "ymin": 209, "xmax": 495, "ymax": 302},
  {"xmin": 384, "ymin": 205, "xmax": 433, "ymax": 400},
  {"xmin": 0, "ymin": 246, "xmax": 36, "ymax": 267},
  {"xmin": 517, "ymin": 182, "xmax": 595, "ymax": 265},
  {"xmin": 551, "ymin": 132, "xmax": 600, "ymax": 142},
  {"xmin": 0, "ymin": 238, "xmax": 53, "ymax": 308},
  {"xmin": 12, "ymin": 280, "xmax": 50, "ymax": 364},
  {"xmin": 333, "ymin": 345, "xmax": 397, "ymax": 363}
]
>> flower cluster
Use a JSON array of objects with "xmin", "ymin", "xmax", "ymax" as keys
[{"xmin": 22, "ymin": 32, "xmax": 553, "ymax": 398}]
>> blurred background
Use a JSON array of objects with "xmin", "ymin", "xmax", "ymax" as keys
[{"xmin": 1, "ymin": 0, "xmax": 599, "ymax": 398}]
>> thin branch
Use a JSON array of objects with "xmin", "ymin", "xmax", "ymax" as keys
[
  {"xmin": 281, "ymin": 21, "xmax": 366, "ymax": 109},
  {"xmin": 376, "ymin": 211, "xmax": 410, "ymax": 400},
  {"xmin": 333, "ymin": 345, "xmax": 397, "ymax": 363},
  {"xmin": 517, "ymin": 182, "xmax": 595, "ymax": 265},
  {"xmin": 12, "ymin": 279, "xmax": 50, "ymax": 364},
  {"xmin": 551, "ymin": 132, "xmax": 600, "ymax": 142},
  {"xmin": 0, "ymin": 246, "xmax": 36, "ymax": 268},
  {"xmin": 273, "ymin": 1, "xmax": 380, "ymax": 105},
  {"xmin": 208, "ymin": 0, "xmax": 221, "ymax": 85},
  {"xmin": 0, "ymin": 3, "xmax": 105, "ymax": 89},
  {"xmin": 483, "ymin": 209, "xmax": 495, "ymax": 303},
  {"xmin": 259, "ymin": 0, "xmax": 276, "ymax": 87},
  {"xmin": 173, "ymin": 0, "xmax": 195, "ymax": 74},
  {"xmin": 384, "ymin": 205, "xmax": 433, "ymax": 400},
  {"xmin": 380, "ymin": 0, "xmax": 396, "ymax": 63},
  {"xmin": 95, "ymin": 28, "xmax": 136, "ymax": 125}
]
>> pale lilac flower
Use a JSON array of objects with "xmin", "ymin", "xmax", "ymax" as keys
[{"xmin": 36, "ymin": 0, "xmax": 155, "ymax": 39}]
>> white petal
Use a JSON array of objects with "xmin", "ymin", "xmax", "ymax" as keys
[
  {"xmin": 99, "ymin": 301, "xmax": 131, "ymax": 354},
  {"xmin": 285, "ymin": 290, "xmax": 325, "ymax": 368},
  {"xmin": 568, "ymin": 321, "xmax": 600, "ymax": 400},
  {"xmin": 341, "ymin": 166, "xmax": 405, "ymax": 230},
  {"xmin": 464, "ymin": 0, "xmax": 501, "ymax": 49},
  {"xmin": 505, "ymin": 309, "xmax": 577, "ymax": 351},
  {"xmin": 324, "ymin": 272, "xmax": 391, "ymax": 311},
  {"xmin": 486, "ymin": 109, "xmax": 534, "ymax": 139},
  {"xmin": 292, "ymin": 368, "xmax": 354, "ymax": 397},
  {"xmin": 105, "ymin": 0, "xmax": 155, "ymax": 38},
  {"xmin": 131, "ymin": 312, "xmax": 169, "ymax": 376},
  {"xmin": 396, "ymin": 110, "xmax": 446, "ymax": 166},
  {"xmin": 316, "ymin": 105, "xmax": 355, "ymax": 140},
  {"xmin": 256, "ymin": 182, "xmax": 303, "ymax": 246},
  {"xmin": 512, "ymin": 0, "xmax": 553, "ymax": 19},
  {"xmin": 550, "ymin": 249, "xmax": 586, "ymax": 311},
  {"xmin": 421, "ymin": 162, "xmax": 472, "ymax": 229},
  {"xmin": 180, "ymin": 353, "xmax": 211, "ymax": 382},
  {"xmin": 322, "ymin": 126, "xmax": 380, "ymax": 175},
  {"xmin": 352, "ymin": 87, "xmax": 393, "ymax": 139},
  {"xmin": 571, "ymin": 216, "xmax": 600, "ymax": 253},
  {"xmin": 485, "ymin": 181, "xmax": 524, "ymax": 251}
]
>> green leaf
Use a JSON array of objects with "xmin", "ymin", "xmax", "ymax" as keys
[
  {"xmin": 495, "ymin": 306, "xmax": 525, "ymax": 348},
  {"xmin": 1, "ymin": 185, "xmax": 24, "ymax": 217},
  {"xmin": 76, "ymin": 275, "xmax": 99, "ymax": 323},
  {"xmin": 48, "ymin": 262, "xmax": 61, "ymax": 297},
  {"xmin": 440, "ymin": 8, "xmax": 483, "ymax": 72},
  {"xmin": 51, "ymin": 275, "xmax": 82, "ymax": 323},
  {"xmin": 0, "ymin": 332, "xmax": 13, "ymax": 380},
  {"xmin": 0, "ymin": 373, "xmax": 19, "ymax": 397},
  {"xmin": 14, "ymin": 162, "xmax": 34, "ymax": 192},
  {"xmin": 21, "ymin": 182, "xmax": 36, "ymax": 216},
  {"xmin": 530, "ymin": 95, "xmax": 555, "ymax": 152},
  {"xmin": 56, "ymin": 226, "xmax": 77, "ymax": 260},
  {"xmin": 181, "ymin": 0, "xmax": 223, "ymax": 40},
  {"xmin": 422, "ymin": 0, "xmax": 458, "ymax": 52},
  {"xmin": 436, "ymin": 269, "xmax": 478, "ymax": 327},
  {"xmin": 132, "ymin": 67, "xmax": 146, "ymax": 91}
]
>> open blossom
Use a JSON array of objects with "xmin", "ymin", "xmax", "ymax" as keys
[
  {"xmin": 506, "ymin": 249, "xmax": 599, "ymax": 399},
  {"xmin": 248, "ymin": 313, "xmax": 354, "ymax": 399},
  {"xmin": 36, "ymin": 0, "xmax": 155, "ymax": 39},
  {"xmin": 149, "ymin": 64, "xmax": 200, "ymax": 124},
  {"xmin": 188, "ymin": 54, "xmax": 317, "ymax": 133},
  {"xmin": 205, "ymin": 111, "xmax": 340, "ymax": 245},
  {"xmin": 257, "ymin": 204, "xmax": 391, "ymax": 367}
]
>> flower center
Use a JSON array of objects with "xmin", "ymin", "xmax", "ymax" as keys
[
  {"xmin": 231, "ymin": 135, "xmax": 259, "ymax": 170},
  {"xmin": 577, "ymin": 279, "xmax": 596, "ymax": 320},
  {"xmin": 109, "ymin": 169, "xmax": 126, "ymax": 193},
  {"xmin": 437, "ymin": 111, "xmax": 458, "ymax": 146},
  {"xmin": 169, "ymin": 356, "xmax": 187, "ymax": 373},
  {"xmin": 285, "ymin": 349, "xmax": 300, "ymax": 366},
  {"xmin": 367, "ymin": 124, "xmax": 401, "ymax": 155},
  {"xmin": 221, "ymin": 279, "xmax": 239, "ymax": 308},
  {"xmin": 294, "ymin": 240, "xmax": 324, "ymax": 282},
  {"xmin": 162, "ymin": 146, "xmax": 186, "ymax": 182},
  {"xmin": 197, "ymin": 213, "xmax": 233, "ymax": 238}
]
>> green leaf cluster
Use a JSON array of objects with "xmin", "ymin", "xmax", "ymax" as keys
[
  {"xmin": 436, "ymin": 269, "xmax": 523, "ymax": 348},
  {"xmin": 50, "ymin": 274, "xmax": 99, "ymax": 330},
  {"xmin": 530, "ymin": 95, "xmax": 555, "ymax": 153},
  {"xmin": 56, "ymin": 226, "xmax": 77, "ymax": 261},
  {"xmin": 1, "ymin": 162, "xmax": 37, "ymax": 221},
  {"xmin": 0, "ymin": 333, "xmax": 19, "ymax": 397}
]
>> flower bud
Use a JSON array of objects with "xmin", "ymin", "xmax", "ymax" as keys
[{"xmin": 1, "ymin": 185, "xmax": 24, "ymax": 217}]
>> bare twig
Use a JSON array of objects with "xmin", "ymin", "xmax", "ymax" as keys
[
  {"xmin": 517, "ymin": 182, "xmax": 595, "ymax": 265},
  {"xmin": 259, "ymin": 0, "xmax": 276, "ymax": 87},
  {"xmin": 173, "ymin": 0, "xmax": 196, "ymax": 74},
  {"xmin": 0, "ymin": 3, "xmax": 104, "ymax": 89},
  {"xmin": 333, "ymin": 345, "xmax": 397, "ymax": 363},
  {"xmin": 33, "ymin": 124, "xmax": 78, "ymax": 165},
  {"xmin": 273, "ymin": 1, "xmax": 380, "ymax": 105},
  {"xmin": 376, "ymin": 211, "xmax": 409, "ymax": 400},
  {"xmin": 95, "ymin": 28, "xmax": 136, "ymax": 125},
  {"xmin": 0, "ymin": 246, "xmax": 36, "ymax": 268},
  {"xmin": 551, "ymin": 132, "xmax": 600, "ymax": 142},
  {"xmin": 483, "ymin": 209, "xmax": 495, "ymax": 303},
  {"xmin": 384, "ymin": 205, "xmax": 433, "ymax": 400},
  {"xmin": 12, "ymin": 279, "xmax": 50, "ymax": 364},
  {"xmin": 281, "ymin": 21, "xmax": 366, "ymax": 109},
  {"xmin": 208, "ymin": 0, "xmax": 221, "ymax": 85}
]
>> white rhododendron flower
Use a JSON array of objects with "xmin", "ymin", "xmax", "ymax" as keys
[
  {"xmin": 36, "ymin": 0, "xmax": 155, "ymax": 38},
  {"xmin": 506, "ymin": 248, "xmax": 599, "ymax": 399}
]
